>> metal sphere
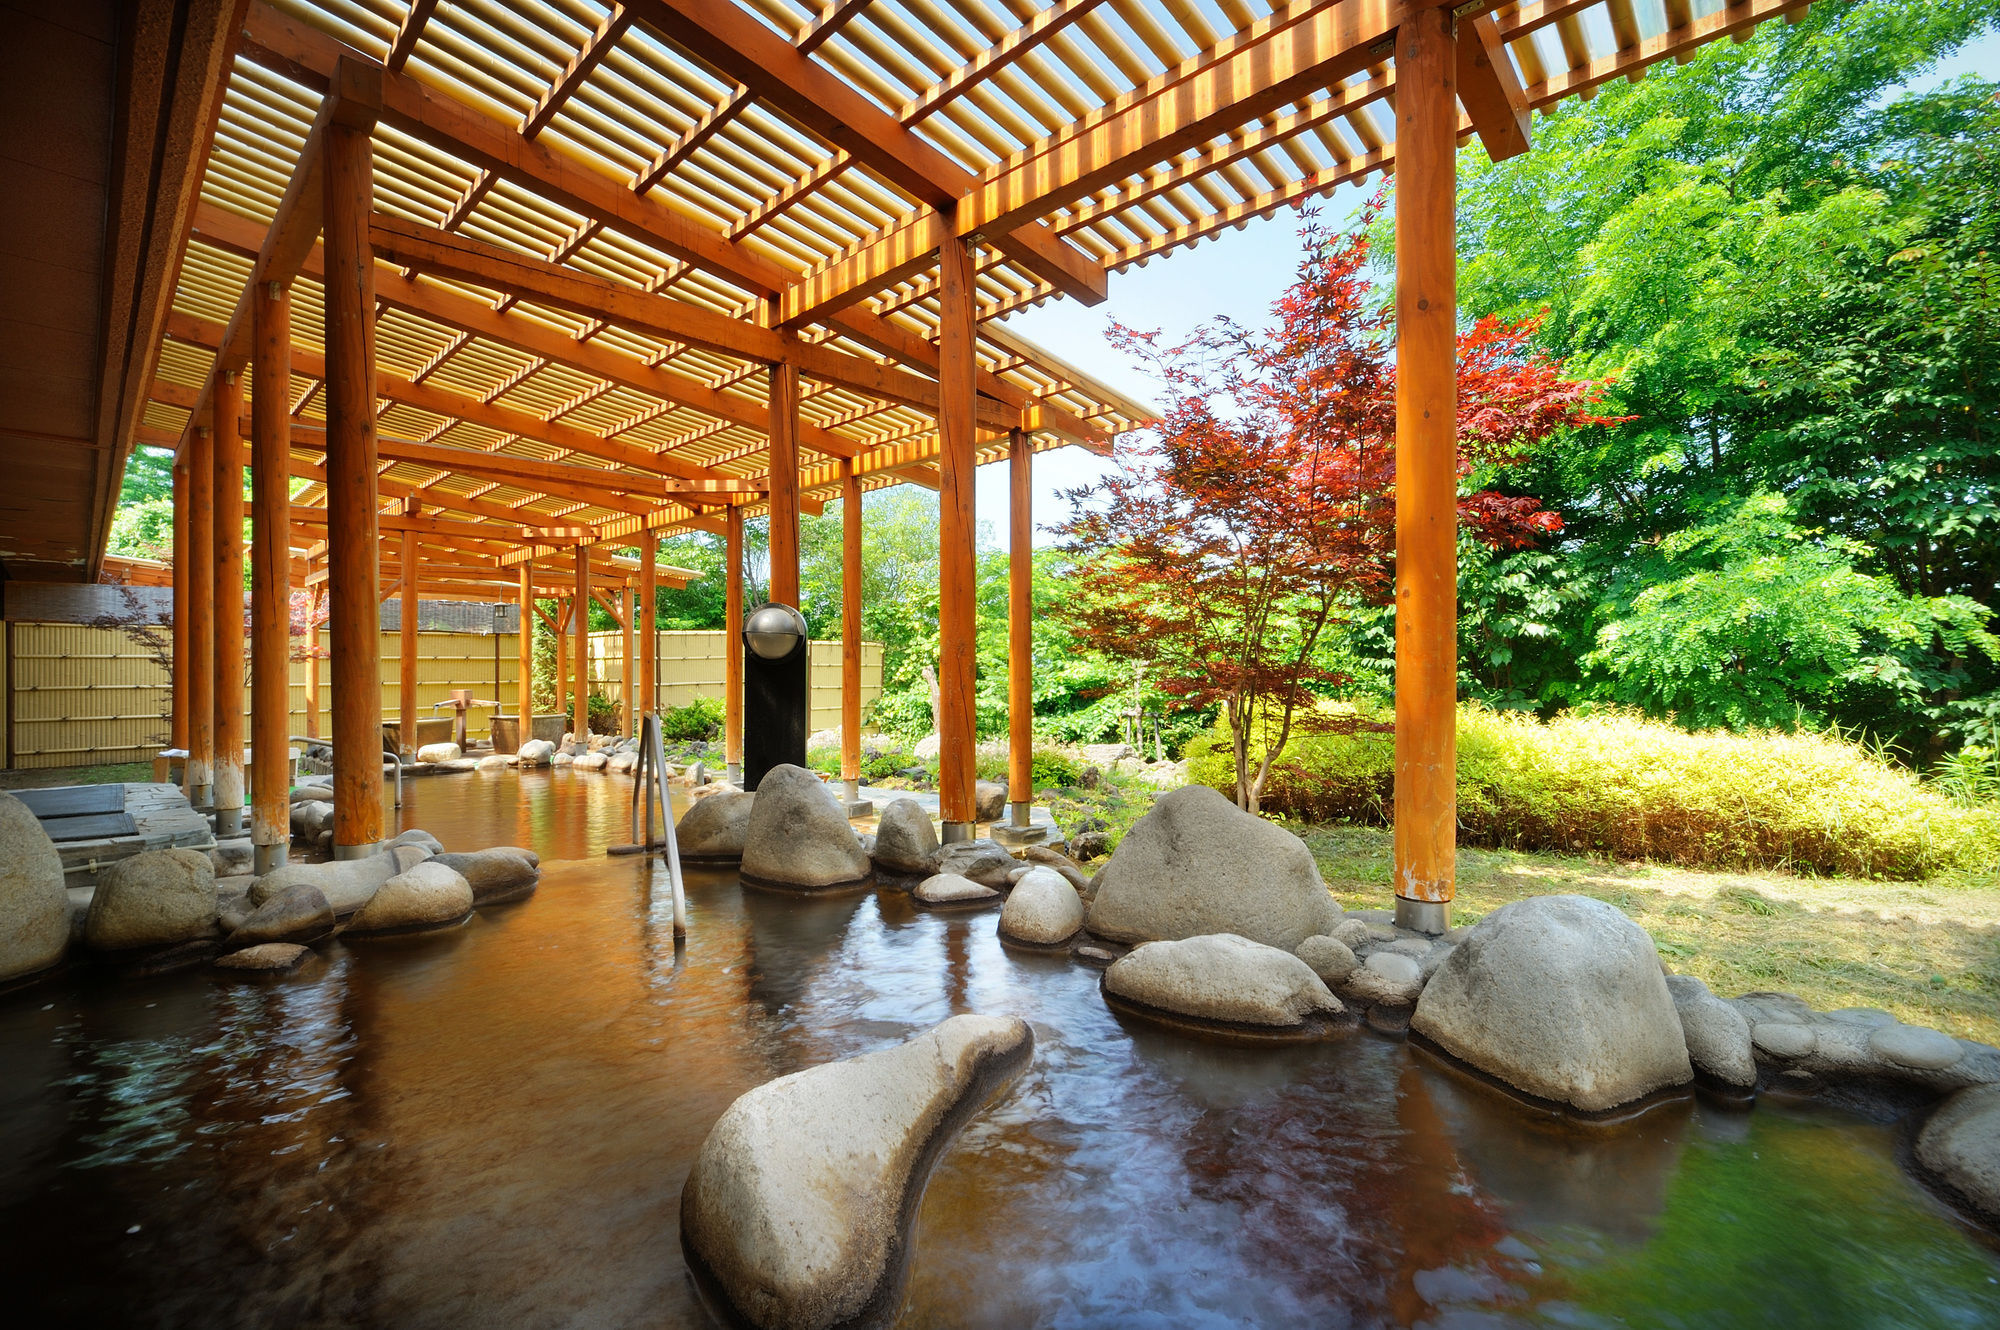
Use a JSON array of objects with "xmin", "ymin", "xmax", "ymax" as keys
[{"xmin": 744, "ymin": 603, "xmax": 807, "ymax": 660}]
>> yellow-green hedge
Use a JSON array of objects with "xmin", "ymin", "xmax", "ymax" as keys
[{"xmin": 1186, "ymin": 704, "xmax": 1999, "ymax": 879}]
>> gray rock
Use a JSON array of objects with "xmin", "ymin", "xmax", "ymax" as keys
[
  {"xmin": 677, "ymin": 789, "xmax": 755, "ymax": 861},
  {"xmin": 517, "ymin": 738, "xmax": 557, "ymax": 765},
  {"xmin": 432, "ymin": 848, "xmax": 541, "ymax": 904},
  {"xmin": 740, "ymin": 765, "xmax": 872, "ymax": 889},
  {"xmin": 250, "ymin": 844, "xmax": 431, "ymax": 916},
  {"xmin": 1751, "ymin": 1021, "xmax": 1817, "ymax": 1060},
  {"xmin": 681, "ymin": 1015, "xmax": 1032, "ymax": 1330},
  {"xmin": 389, "ymin": 828, "xmax": 444, "ymax": 854},
  {"xmin": 1870, "ymin": 1023, "xmax": 1965, "ymax": 1071},
  {"xmin": 476, "ymin": 753, "xmax": 514, "ymax": 771},
  {"xmin": 1329, "ymin": 918, "xmax": 1374, "ymax": 949},
  {"xmin": 935, "ymin": 839, "xmax": 1016, "ymax": 889},
  {"xmin": 998, "ymin": 868, "xmax": 1084, "ymax": 946},
  {"xmin": 289, "ymin": 800, "xmax": 334, "ymax": 841},
  {"xmin": 857, "ymin": 833, "xmax": 876, "ymax": 856},
  {"xmin": 0, "ymin": 790, "xmax": 68, "ymax": 982},
  {"xmin": 1665, "ymin": 974, "xmax": 1757, "ymax": 1090},
  {"xmin": 217, "ymin": 891, "xmax": 253, "ymax": 934},
  {"xmin": 209, "ymin": 838, "xmax": 254, "ymax": 879},
  {"xmin": 289, "ymin": 784, "xmax": 334, "ymax": 804},
  {"xmin": 84, "ymin": 848, "xmax": 218, "ymax": 951},
  {"xmin": 1297, "ymin": 934, "xmax": 1358, "ymax": 985},
  {"xmin": 1084, "ymin": 785, "xmax": 1341, "ymax": 951},
  {"xmin": 574, "ymin": 752, "xmax": 608, "ymax": 771},
  {"xmin": 606, "ymin": 751, "xmax": 638, "ymax": 773},
  {"xmin": 226, "ymin": 883, "xmax": 335, "ymax": 949},
  {"xmin": 346, "ymin": 860, "xmax": 474, "ymax": 935},
  {"xmin": 1079, "ymin": 742, "xmax": 1136, "ymax": 765},
  {"xmin": 1069, "ymin": 830, "xmax": 1109, "ymax": 861},
  {"xmin": 1411, "ymin": 895, "xmax": 1692, "ymax": 1113},
  {"xmin": 974, "ymin": 780, "xmax": 1008, "ymax": 822},
  {"xmin": 1918, "ymin": 1084, "xmax": 2000, "ymax": 1222},
  {"xmin": 912, "ymin": 873, "xmax": 999, "ymax": 907},
  {"xmin": 214, "ymin": 942, "xmax": 311, "ymax": 974},
  {"xmin": 871, "ymin": 798, "xmax": 939, "ymax": 875},
  {"xmin": 1825, "ymin": 1007, "xmax": 1898, "ymax": 1027},
  {"xmin": 1341, "ymin": 950, "xmax": 1425, "ymax": 1008},
  {"xmin": 1104, "ymin": 933, "xmax": 1344, "ymax": 1029},
  {"xmin": 416, "ymin": 742, "xmax": 462, "ymax": 763}
]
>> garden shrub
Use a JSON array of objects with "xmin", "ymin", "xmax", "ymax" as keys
[
  {"xmin": 658, "ymin": 695, "xmax": 724, "ymax": 742},
  {"xmin": 1030, "ymin": 746, "xmax": 1083, "ymax": 789},
  {"xmin": 1186, "ymin": 703, "xmax": 1999, "ymax": 879}
]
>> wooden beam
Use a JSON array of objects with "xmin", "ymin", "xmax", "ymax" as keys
[
  {"xmin": 1456, "ymin": 11, "xmax": 1531, "ymax": 161},
  {"xmin": 936, "ymin": 235, "xmax": 978, "ymax": 830},
  {"xmin": 385, "ymin": 0, "xmax": 437, "ymax": 73},
  {"xmin": 1520, "ymin": 0, "xmax": 1815, "ymax": 107},
  {"xmin": 621, "ymin": 0, "xmax": 1106, "ymax": 307},
  {"xmin": 1392, "ymin": 0, "xmax": 1458, "ymax": 928},
  {"xmin": 522, "ymin": 5, "xmax": 633, "ymax": 138}
]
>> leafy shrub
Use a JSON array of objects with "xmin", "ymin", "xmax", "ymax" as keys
[
  {"xmin": 586, "ymin": 690, "xmax": 621, "ymax": 735},
  {"xmin": 1186, "ymin": 703, "xmax": 1999, "ymax": 879},
  {"xmin": 806, "ymin": 744, "xmax": 841, "ymax": 777},
  {"xmin": 659, "ymin": 695, "xmax": 724, "ymax": 742},
  {"xmin": 1030, "ymin": 747, "xmax": 1083, "ymax": 789}
]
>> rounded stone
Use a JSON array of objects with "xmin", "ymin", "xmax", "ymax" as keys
[
  {"xmin": 677, "ymin": 789, "xmax": 755, "ymax": 861},
  {"xmin": 1751, "ymin": 1021, "xmax": 1817, "ymax": 1060},
  {"xmin": 871, "ymin": 798, "xmax": 940, "ymax": 875},
  {"xmin": 1869, "ymin": 1023, "xmax": 1965, "ymax": 1071},
  {"xmin": 344, "ymin": 860, "xmax": 474, "ymax": 935},
  {"xmin": 934, "ymin": 839, "xmax": 1016, "ymax": 889},
  {"xmin": 84, "ymin": 848, "xmax": 218, "ymax": 951},
  {"xmin": 573, "ymin": 752, "xmax": 608, "ymax": 771},
  {"xmin": 1410, "ymin": 894, "xmax": 1692, "ymax": 1113},
  {"xmin": 432, "ymin": 848, "xmax": 541, "ymax": 904},
  {"xmin": 1104, "ymin": 933, "xmax": 1344, "ymax": 1029},
  {"xmin": 998, "ymin": 868, "xmax": 1084, "ymax": 946},
  {"xmin": 252, "ymin": 844, "xmax": 431, "ymax": 916},
  {"xmin": 1665, "ymin": 973, "xmax": 1757, "ymax": 1090},
  {"xmin": 740, "ymin": 765, "xmax": 871, "ymax": 890},
  {"xmin": 1342, "ymin": 949, "xmax": 1425, "ymax": 1008},
  {"xmin": 416, "ymin": 742, "xmax": 462, "ymax": 763},
  {"xmin": 912, "ymin": 873, "xmax": 999, "ymax": 907},
  {"xmin": 1917, "ymin": 1084, "xmax": 2000, "ymax": 1222},
  {"xmin": 516, "ymin": 739, "xmax": 557, "ymax": 765},
  {"xmin": 1296, "ymin": 934, "xmax": 1358, "ymax": 985},
  {"xmin": 226, "ymin": 882, "xmax": 335, "ymax": 949},
  {"xmin": 214, "ymin": 942, "xmax": 311, "ymax": 974},
  {"xmin": 476, "ymin": 753, "xmax": 513, "ymax": 771},
  {"xmin": 0, "ymin": 790, "xmax": 68, "ymax": 982},
  {"xmin": 973, "ymin": 780, "xmax": 1008, "ymax": 822}
]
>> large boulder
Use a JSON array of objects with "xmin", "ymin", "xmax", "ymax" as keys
[
  {"xmin": 1411, "ymin": 895, "xmax": 1693, "ymax": 1113},
  {"xmin": 84, "ymin": 848, "xmax": 218, "ymax": 951},
  {"xmin": 433, "ymin": 847, "xmax": 541, "ymax": 904},
  {"xmin": 0, "ymin": 790, "xmax": 68, "ymax": 982},
  {"xmin": 998, "ymin": 867, "xmax": 1084, "ymax": 946},
  {"xmin": 1103, "ymin": 933, "xmax": 1344, "ymax": 1030},
  {"xmin": 681, "ymin": 1015, "xmax": 1033, "ymax": 1330},
  {"xmin": 871, "ymin": 798, "xmax": 939, "ymax": 875},
  {"xmin": 517, "ymin": 738, "xmax": 557, "ymax": 766},
  {"xmin": 740, "ymin": 765, "xmax": 871, "ymax": 890},
  {"xmin": 416, "ymin": 742, "xmax": 462, "ymax": 763},
  {"xmin": 225, "ymin": 883, "xmax": 335, "ymax": 949},
  {"xmin": 935, "ymin": 839, "xmax": 1016, "ymax": 889},
  {"xmin": 345, "ymin": 861, "xmax": 474, "ymax": 935},
  {"xmin": 973, "ymin": 780, "xmax": 1008, "ymax": 823},
  {"xmin": 1083, "ymin": 785, "xmax": 1340, "ymax": 950},
  {"xmin": 249, "ymin": 844, "xmax": 431, "ymax": 916},
  {"xmin": 1917, "ymin": 1084, "xmax": 2000, "ymax": 1223},
  {"xmin": 677, "ymin": 789, "xmax": 755, "ymax": 862},
  {"xmin": 1666, "ymin": 974, "xmax": 1757, "ymax": 1090}
]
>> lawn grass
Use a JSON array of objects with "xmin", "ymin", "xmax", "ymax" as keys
[
  {"xmin": 0, "ymin": 762, "xmax": 153, "ymax": 791},
  {"xmin": 1294, "ymin": 822, "xmax": 2000, "ymax": 1046}
]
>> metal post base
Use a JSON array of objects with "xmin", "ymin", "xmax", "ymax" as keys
[
  {"xmin": 841, "ymin": 779, "xmax": 874, "ymax": 820},
  {"xmin": 215, "ymin": 807, "xmax": 242, "ymax": 837},
  {"xmin": 253, "ymin": 843, "xmax": 288, "ymax": 875},
  {"xmin": 940, "ymin": 820, "xmax": 975, "ymax": 844},
  {"xmin": 1394, "ymin": 896, "xmax": 1451, "ymax": 935},
  {"xmin": 991, "ymin": 801, "xmax": 1046, "ymax": 846},
  {"xmin": 726, "ymin": 761, "xmax": 742, "ymax": 785},
  {"xmin": 332, "ymin": 840, "xmax": 383, "ymax": 861},
  {"xmin": 190, "ymin": 783, "xmax": 213, "ymax": 812}
]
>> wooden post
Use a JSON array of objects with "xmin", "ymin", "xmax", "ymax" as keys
[
  {"xmin": 619, "ymin": 582, "xmax": 634, "ymax": 736},
  {"xmin": 212, "ymin": 372, "xmax": 247, "ymax": 836},
  {"xmin": 936, "ymin": 233, "xmax": 978, "ymax": 837},
  {"xmin": 399, "ymin": 528, "xmax": 418, "ymax": 757},
  {"xmin": 517, "ymin": 563, "xmax": 535, "ymax": 750},
  {"xmin": 185, "ymin": 413, "xmax": 215, "ymax": 810},
  {"xmin": 1393, "ymin": 1, "xmax": 1459, "ymax": 934},
  {"xmin": 171, "ymin": 461, "xmax": 189, "ymax": 755},
  {"xmin": 554, "ymin": 596, "xmax": 568, "ymax": 721},
  {"xmin": 250, "ymin": 280, "xmax": 292, "ymax": 873},
  {"xmin": 1004, "ymin": 427, "xmax": 1039, "ymax": 839},
  {"xmin": 304, "ymin": 581, "xmax": 322, "ymax": 739},
  {"xmin": 637, "ymin": 530, "xmax": 657, "ymax": 722},
  {"xmin": 572, "ymin": 545, "xmax": 590, "ymax": 751},
  {"xmin": 768, "ymin": 359, "xmax": 801, "ymax": 607},
  {"xmin": 725, "ymin": 504, "xmax": 744, "ymax": 783},
  {"xmin": 839, "ymin": 459, "xmax": 869, "ymax": 816},
  {"xmin": 324, "ymin": 112, "xmax": 385, "ymax": 857}
]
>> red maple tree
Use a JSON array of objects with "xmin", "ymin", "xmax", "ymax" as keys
[{"xmin": 1058, "ymin": 204, "xmax": 1618, "ymax": 812}]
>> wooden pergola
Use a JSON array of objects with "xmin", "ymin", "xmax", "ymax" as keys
[{"xmin": 105, "ymin": 0, "xmax": 1808, "ymax": 914}]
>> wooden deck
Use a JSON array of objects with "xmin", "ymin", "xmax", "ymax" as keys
[{"xmin": 32, "ymin": 783, "xmax": 214, "ymax": 892}]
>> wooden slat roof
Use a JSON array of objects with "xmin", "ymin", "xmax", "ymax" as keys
[{"xmin": 126, "ymin": 0, "xmax": 1811, "ymax": 584}]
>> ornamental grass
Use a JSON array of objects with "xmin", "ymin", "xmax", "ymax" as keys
[{"xmin": 1188, "ymin": 705, "xmax": 1998, "ymax": 880}]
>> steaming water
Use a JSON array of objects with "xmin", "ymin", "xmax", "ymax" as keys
[{"xmin": 2, "ymin": 770, "xmax": 1996, "ymax": 1327}]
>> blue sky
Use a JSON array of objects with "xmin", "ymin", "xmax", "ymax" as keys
[{"xmin": 969, "ymin": 26, "xmax": 2000, "ymax": 549}]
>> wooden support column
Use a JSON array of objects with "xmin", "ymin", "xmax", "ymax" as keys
[
  {"xmin": 250, "ymin": 280, "xmax": 292, "ymax": 873},
  {"xmin": 213, "ymin": 372, "xmax": 247, "ymax": 836},
  {"xmin": 171, "ymin": 462, "xmax": 189, "ymax": 755},
  {"xmin": 637, "ymin": 531, "xmax": 657, "ymax": 722},
  {"xmin": 838, "ymin": 459, "xmax": 869, "ymax": 816},
  {"xmin": 725, "ymin": 504, "xmax": 744, "ymax": 782},
  {"xmin": 999, "ymin": 426, "xmax": 1043, "ymax": 843},
  {"xmin": 185, "ymin": 414, "xmax": 215, "ymax": 810},
  {"xmin": 619, "ymin": 583, "xmax": 634, "ymax": 735},
  {"xmin": 324, "ymin": 108, "xmax": 385, "ymax": 857},
  {"xmin": 768, "ymin": 358, "xmax": 801, "ymax": 607},
  {"xmin": 399, "ymin": 528, "xmax": 418, "ymax": 757},
  {"xmin": 305, "ymin": 581, "xmax": 322, "ymax": 738},
  {"xmin": 554, "ymin": 597, "xmax": 569, "ymax": 720},
  {"xmin": 572, "ymin": 545, "xmax": 590, "ymax": 751},
  {"xmin": 936, "ymin": 234, "xmax": 978, "ymax": 837},
  {"xmin": 1392, "ymin": 0, "xmax": 1459, "ymax": 934},
  {"xmin": 517, "ymin": 563, "xmax": 535, "ymax": 750}
]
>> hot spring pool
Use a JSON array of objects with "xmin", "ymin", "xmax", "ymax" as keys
[{"xmin": 1, "ymin": 770, "xmax": 1995, "ymax": 1327}]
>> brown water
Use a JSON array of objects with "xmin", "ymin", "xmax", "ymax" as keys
[{"xmin": 3, "ymin": 770, "xmax": 1998, "ymax": 1328}]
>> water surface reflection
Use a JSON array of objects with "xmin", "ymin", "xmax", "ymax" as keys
[{"xmin": 1, "ymin": 771, "xmax": 1994, "ymax": 1328}]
